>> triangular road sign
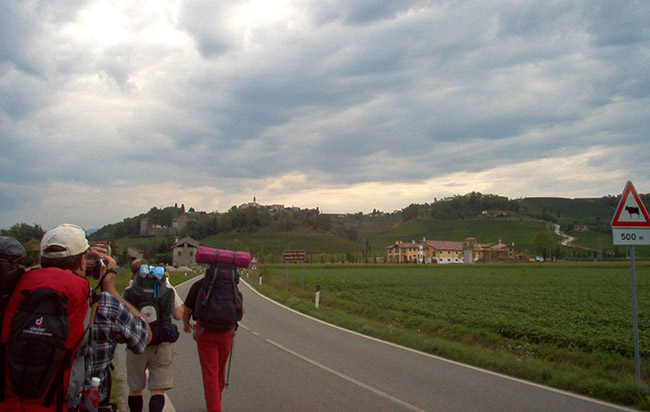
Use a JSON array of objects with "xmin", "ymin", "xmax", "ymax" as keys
[{"xmin": 611, "ymin": 181, "xmax": 650, "ymax": 227}]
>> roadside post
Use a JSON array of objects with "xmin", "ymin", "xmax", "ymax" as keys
[
  {"xmin": 315, "ymin": 285, "xmax": 320, "ymax": 309},
  {"xmin": 249, "ymin": 257, "xmax": 259, "ymax": 279},
  {"xmin": 283, "ymin": 250, "xmax": 306, "ymax": 291},
  {"xmin": 611, "ymin": 180, "xmax": 650, "ymax": 387}
]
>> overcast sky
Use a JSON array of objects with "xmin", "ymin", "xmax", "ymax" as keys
[{"xmin": 1, "ymin": 1, "xmax": 649, "ymax": 231}]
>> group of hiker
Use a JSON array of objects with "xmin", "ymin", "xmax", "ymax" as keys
[{"xmin": 0, "ymin": 224, "xmax": 244, "ymax": 412}]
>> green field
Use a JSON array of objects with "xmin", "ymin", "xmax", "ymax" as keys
[{"xmin": 249, "ymin": 262, "xmax": 650, "ymax": 409}]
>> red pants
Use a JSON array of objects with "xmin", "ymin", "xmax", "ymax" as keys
[{"xmin": 196, "ymin": 326, "xmax": 233, "ymax": 412}]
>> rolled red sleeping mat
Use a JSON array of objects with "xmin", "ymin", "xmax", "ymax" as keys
[{"xmin": 195, "ymin": 246, "xmax": 251, "ymax": 268}]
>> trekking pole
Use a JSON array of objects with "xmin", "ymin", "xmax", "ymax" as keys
[{"xmin": 225, "ymin": 329, "xmax": 236, "ymax": 388}]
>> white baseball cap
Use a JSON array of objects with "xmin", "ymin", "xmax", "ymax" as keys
[{"xmin": 40, "ymin": 224, "xmax": 90, "ymax": 258}]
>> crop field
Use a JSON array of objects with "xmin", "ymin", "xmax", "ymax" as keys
[{"xmin": 250, "ymin": 261, "xmax": 650, "ymax": 409}]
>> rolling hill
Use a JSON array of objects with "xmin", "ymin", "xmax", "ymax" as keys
[{"xmin": 85, "ymin": 192, "xmax": 650, "ymax": 263}]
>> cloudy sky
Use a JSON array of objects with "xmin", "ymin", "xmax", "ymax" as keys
[{"xmin": 1, "ymin": 1, "xmax": 649, "ymax": 231}]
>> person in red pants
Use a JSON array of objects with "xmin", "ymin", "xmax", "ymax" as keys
[
  {"xmin": 195, "ymin": 326, "xmax": 233, "ymax": 410},
  {"xmin": 183, "ymin": 277, "xmax": 241, "ymax": 412}
]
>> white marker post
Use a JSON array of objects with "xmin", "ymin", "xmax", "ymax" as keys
[
  {"xmin": 315, "ymin": 285, "xmax": 320, "ymax": 309},
  {"xmin": 611, "ymin": 181, "xmax": 650, "ymax": 387}
]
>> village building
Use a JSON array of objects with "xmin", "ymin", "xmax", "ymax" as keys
[
  {"xmin": 126, "ymin": 247, "xmax": 145, "ymax": 261},
  {"xmin": 386, "ymin": 237, "xmax": 527, "ymax": 264},
  {"xmin": 139, "ymin": 215, "xmax": 193, "ymax": 236},
  {"xmin": 171, "ymin": 237, "xmax": 201, "ymax": 268},
  {"xmin": 386, "ymin": 241, "xmax": 420, "ymax": 263}
]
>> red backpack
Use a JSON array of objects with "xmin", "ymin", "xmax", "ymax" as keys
[{"xmin": 0, "ymin": 267, "xmax": 95, "ymax": 412}]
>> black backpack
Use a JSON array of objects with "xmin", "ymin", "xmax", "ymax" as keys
[
  {"xmin": 0, "ymin": 236, "xmax": 27, "ymax": 325},
  {"xmin": 122, "ymin": 266, "xmax": 179, "ymax": 345},
  {"xmin": 194, "ymin": 263, "xmax": 243, "ymax": 332}
]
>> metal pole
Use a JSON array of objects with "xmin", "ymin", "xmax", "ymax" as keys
[
  {"xmin": 285, "ymin": 262, "xmax": 289, "ymax": 291},
  {"xmin": 225, "ymin": 329, "xmax": 236, "ymax": 388},
  {"xmin": 301, "ymin": 262, "xmax": 304, "ymax": 292},
  {"xmin": 630, "ymin": 246, "xmax": 641, "ymax": 386}
]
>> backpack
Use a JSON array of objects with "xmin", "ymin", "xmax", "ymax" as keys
[
  {"xmin": 0, "ymin": 267, "xmax": 96, "ymax": 412},
  {"xmin": 0, "ymin": 236, "xmax": 27, "ymax": 328},
  {"xmin": 122, "ymin": 266, "xmax": 179, "ymax": 346},
  {"xmin": 194, "ymin": 262, "xmax": 243, "ymax": 332}
]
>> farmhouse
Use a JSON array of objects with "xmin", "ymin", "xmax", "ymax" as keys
[
  {"xmin": 421, "ymin": 239, "xmax": 465, "ymax": 264},
  {"xmin": 386, "ymin": 242, "xmax": 420, "ymax": 263},
  {"xmin": 386, "ymin": 237, "xmax": 527, "ymax": 264},
  {"xmin": 126, "ymin": 247, "xmax": 144, "ymax": 260},
  {"xmin": 171, "ymin": 237, "xmax": 201, "ymax": 268}
]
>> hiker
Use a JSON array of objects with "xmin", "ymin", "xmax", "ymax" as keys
[
  {"xmin": 85, "ymin": 233, "xmax": 152, "ymax": 407},
  {"xmin": 0, "ymin": 236, "xmax": 28, "ymax": 317},
  {"xmin": 182, "ymin": 262, "xmax": 244, "ymax": 412},
  {"xmin": 123, "ymin": 259, "xmax": 184, "ymax": 412},
  {"xmin": 1, "ymin": 224, "xmax": 151, "ymax": 411}
]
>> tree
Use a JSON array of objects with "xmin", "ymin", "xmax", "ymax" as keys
[
  {"xmin": 534, "ymin": 231, "xmax": 555, "ymax": 261},
  {"xmin": 1, "ymin": 223, "xmax": 44, "ymax": 244},
  {"xmin": 402, "ymin": 204, "xmax": 421, "ymax": 221}
]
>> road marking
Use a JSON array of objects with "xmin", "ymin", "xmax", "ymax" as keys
[
  {"xmin": 163, "ymin": 393, "xmax": 176, "ymax": 412},
  {"xmin": 242, "ymin": 280, "xmax": 637, "ymax": 412},
  {"xmin": 264, "ymin": 338, "xmax": 427, "ymax": 412}
]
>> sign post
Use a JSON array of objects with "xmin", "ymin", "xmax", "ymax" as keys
[
  {"xmin": 283, "ymin": 250, "xmax": 306, "ymax": 291},
  {"xmin": 611, "ymin": 181, "xmax": 650, "ymax": 387}
]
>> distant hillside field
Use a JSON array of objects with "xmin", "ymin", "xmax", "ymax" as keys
[{"xmin": 370, "ymin": 218, "xmax": 554, "ymax": 254}]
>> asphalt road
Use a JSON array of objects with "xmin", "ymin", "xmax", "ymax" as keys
[{"xmin": 118, "ymin": 275, "xmax": 637, "ymax": 412}]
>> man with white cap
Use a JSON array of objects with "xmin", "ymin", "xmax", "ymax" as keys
[{"xmin": 1, "ymin": 224, "xmax": 151, "ymax": 411}]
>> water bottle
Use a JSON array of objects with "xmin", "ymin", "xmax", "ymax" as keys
[{"xmin": 82, "ymin": 377, "xmax": 101, "ymax": 410}]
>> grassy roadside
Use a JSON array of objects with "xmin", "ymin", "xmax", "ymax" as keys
[{"xmin": 247, "ymin": 262, "xmax": 650, "ymax": 410}]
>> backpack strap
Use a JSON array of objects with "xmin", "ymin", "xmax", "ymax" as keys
[
  {"xmin": 230, "ymin": 268, "xmax": 242, "ymax": 326},
  {"xmin": 45, "ymin": 283, "xmax": 97, "ymax": 412},
  {"xmin": 200, "ymin": 265, "xmax": 218, "ymax": 305},
  {"xmin": 43, "ymin": 349, "xmax": 73, "ymax": 412}
]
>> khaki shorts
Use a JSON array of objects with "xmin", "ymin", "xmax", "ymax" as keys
[{"xmin": 126, "ymin": 343, "xmax": 175, "ymax": 392}]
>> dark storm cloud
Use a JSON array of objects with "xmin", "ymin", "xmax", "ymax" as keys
[{"xmin": 1, "ymin": 0, "xmax": 649, "ymax": 229}]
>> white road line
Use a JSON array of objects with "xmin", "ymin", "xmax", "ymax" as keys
[
  {"xmin": 163, "ymin": 393, "xmax": 176, "ymax": 412},
  {"xmin": 264, "ymin": 338, "xmax": 427, "ymax": 412}
]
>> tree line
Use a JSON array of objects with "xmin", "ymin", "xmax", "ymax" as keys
[
  {"xmin": 400, "ymin": 192, "xmax": 520, "ymax": 221},
  {"xmin": 89, "ymin": 204, "xmax": 332, "ymax": 241}
]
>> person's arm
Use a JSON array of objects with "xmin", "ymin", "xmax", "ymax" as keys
[
  {"xmin": 182, "ymin": 305, "xmax": 193, "ymax": 333},
  {"xmin": 105, "ymin": 294, "xmax": 150, "ymax": 354},
  {"xmin": 170, "ymin": 284, "xmax": 184, "ymax": 321},
  {"xmin": 182, "ymin": 280, "xmax": 200, "ymax": 333},
  {"xmin": 97, "ymin": 254, "xmax": 152, "ymax": 344},
  {"xmin": 174, "ymin": 304, "xmax": 184, "ymax": 321}
]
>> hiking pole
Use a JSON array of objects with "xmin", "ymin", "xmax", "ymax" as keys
[{"xmin": 225, "ymin": 329, "xmax": 236, "ymax": 388}]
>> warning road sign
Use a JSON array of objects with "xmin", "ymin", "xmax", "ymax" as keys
[
  {"xmin": 611, "ymin": 181, "xmax": 650, "ymax": 246},
  {"xmin": 611, "ymin": 181, "xmax": 650, "ymax": 227}
]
